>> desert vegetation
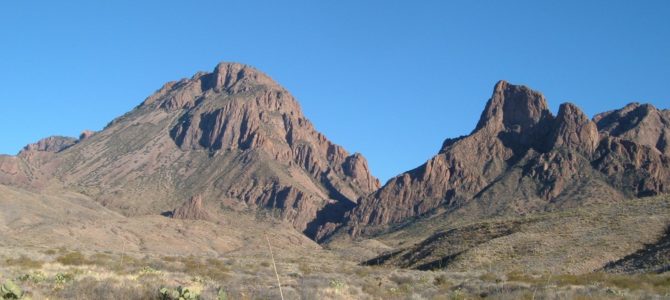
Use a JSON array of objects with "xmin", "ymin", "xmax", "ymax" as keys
[{"xmin": 2, "ymin": 246, "xmax": 670, "ymax": 299}]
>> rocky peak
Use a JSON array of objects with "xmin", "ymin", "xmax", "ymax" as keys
[
  {"xmin": 79, "ymin": 130, "xmax": 96, "ymax": 141},
  {"xmin": 142, "ymin": 62, "xmax": 280, "ymax": 111},
  {"xmin": 20, "ymin": 136, "xmax": 77, "ymax": 154},
  {"xmin": 342, "ymin": 153, "xmax": 381, "ymax": 193},
  {"xmin": 202, "ymin": 62, "xmax": 277, "ymax": 92},
  {"xmin": 594, "ymin": 103, "xmax": 670, "ymax": 156},
  {"xmin": 547, "ymin": 103, "xmax": 599, "ymax": 155},
  {"xmin": 474, "ymin": 80, "xmax": 553, "ymax": 134},
  {"xmin": 345, "ymin": 81, "xmax": 670, "ymax": 237}
]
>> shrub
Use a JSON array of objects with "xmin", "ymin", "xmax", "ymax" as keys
[
  {"xmin": 56, "ymin": 252, "xmax": 89, "ymax": 266},
  {"xmin": 17, "ymin": 271, "xmax": 47, "ymax": 283},
  {"xmin": 54, "ymin": 272, "xmax": 75, "ymax": 285},
  {"xmin": 0, "ymin": 280, "xmax": 22, "ymax": 299},
  {"xmin": 138, "ymin": 266, "xmax": 162, "ymax": 277},
  {"xmin": 159, "ymin": 286, "xmax": 199, "ymax": 300}
]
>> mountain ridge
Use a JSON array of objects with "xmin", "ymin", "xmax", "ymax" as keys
[
  {"xmin": 1, "ymin": 64, "xmax": 668, "ymax": 247},
  {"xmin": 0, "ymin": 62, "xmax": 380, "ymax": 241},
  {"xmin": 342, "ymin": 80, "xmax": 670, "ymax": 237}
]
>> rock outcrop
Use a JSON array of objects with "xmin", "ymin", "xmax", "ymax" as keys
[
  {"xmin": 19, "ymin": 136, "xmax": 77, "ymax": 154},
  {"xmin": 172, "ymin": 194, "xmax": 211, "ymax": 221},
  {"xmin": 346, "ymin": 81, "xmax": 670, "ymax": 236},
  {"xmin": 594, "ymin": 103, "xmax": 670, "ymax": 156},
  {"xmin": 79, "ymin": 130, "xmax": 96, "ymax": 140}
]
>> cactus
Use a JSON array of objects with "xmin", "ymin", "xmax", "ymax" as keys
[
  {"xmin": 54, "ymin": 273, "xmax": 74, "ymax": 285},
  {"xmin": 159, "ymin": 286, "xmax": 198, "ymax": 300},
  {"xmin": 1, "ymin": 279, "xmax": 22, "ymax": 299},
  {"xmin": 17, "ymin": 272, "xmax": 46, "ymax": 284}
]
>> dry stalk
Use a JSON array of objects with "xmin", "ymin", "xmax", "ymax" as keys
[{"xmin": 266, "ymin": 234, "xmax": 285, "ymax": 300}]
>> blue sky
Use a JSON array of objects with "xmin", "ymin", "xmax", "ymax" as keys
[{"xmin": 0, "ymin": 1, "xmax": 668, "ymax": 183}]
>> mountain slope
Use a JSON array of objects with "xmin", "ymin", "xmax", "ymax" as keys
[
  {"xmin": 345, "ymin": 81, "xmax": 670, "ymax": 237},
  {"xmin": 0, "ymin": 62, "xmax": 380, "ymax": 240}
]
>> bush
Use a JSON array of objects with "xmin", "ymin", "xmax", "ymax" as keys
[
  {"xmin": 54, "ymin": 272, "xmax": 75, "ymax": 285},
  {"xmin": 17, "ymin": 271, "xmax": 47, "ymax": 283},
  {"xmin": 159, "ymin": 286, "xmax": 199, "ymax": 300},
  {"xmin": 0, "ymin": 280, "xmax": 22, "ymax": 299},
  {"xmin": 56, "ymin": 252, "xmax": 89, "ymax": 266}
]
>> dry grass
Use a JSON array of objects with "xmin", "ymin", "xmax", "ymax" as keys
[
  {"xmin": 5, "ymin": 255, "xmax": 44, "ymax": 269},
  {"xmin": 3, "ymin": 248, "xmax": 670, "ymax": 300}
]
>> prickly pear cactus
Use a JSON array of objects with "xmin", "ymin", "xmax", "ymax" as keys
[{"xmin": 1, "ymin": 279, "xmax": 23, "ymax": 299}]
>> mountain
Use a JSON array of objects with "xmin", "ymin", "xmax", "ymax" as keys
[
  {"xmin": 345, "ymin": 81, "xmax": 670, "ymax": 237},
  {"xmin": 0, "ymin": 62, "xmax": 379, "ymax": 240}
]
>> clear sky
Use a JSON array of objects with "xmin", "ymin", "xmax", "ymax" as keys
[{"xmin": 0, "ymin": 1, "xmax": 668, "ymax": 183}]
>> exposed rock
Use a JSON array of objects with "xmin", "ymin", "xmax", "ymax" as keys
[
  {"xmin": 20, "ymin": 136, "xmax": 77, "ymax": 154},
  {"xmin": 547, "ymin": 103, "xmax": 599, "ymax": 155},
  {"xmin": 342, "ymin": 153, "xmax": 380, "ymax": 194},
  {"xmin": 348, "ymin": 81, "xmax": 557, "ymax": 234},
  {"xmin": 476, "ymin": 81, "xmax": 551, "ymax": 130},
  {"xmin": 594, "ymin": 103, "xmax": 670, "ymax": 156},
  {"xmin": 79, "ymin": 130, "xmax": 96, "ymax": 140},
  {"xmin": 592, "ymin": 136, "xmax": 670, "ymax": 197},
  {"xmin": 346, "ymin": 81, "xmax": 670, "ymax": 236},
  {"xmin": 172, "ymin": 194, "xmax": 212, "ymax": 221}
]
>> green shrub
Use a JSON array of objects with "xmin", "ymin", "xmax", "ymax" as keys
[
  {"xmin": 0, "ymin": 280, "xmax": 22, "ymax": 299},
  {"xmin": 159, "ymin": 286, "xmax": 199, "ymax": 300},
  {"xmin": 54, "ymin": 272, "xmax": 75, "ymax": 285},
  {"xmin": 17, "ymin": 271, "xmax": 46, "ymax": 283}
]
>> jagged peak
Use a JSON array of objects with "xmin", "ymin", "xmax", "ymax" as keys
[
  {"xmin": 19, "ymin": 136, "xmax": 78, "ymax": 154},
  {"xmin": 557, "ymin": 102, "xmax": 588, "ymax": 120},
  {"xmin": 474, "ymin": 80, "xmax": 552, "ymax": 134},
  {"xmin": 141, "ymin": 62, "xmax": 282, "ymax": 110},
  {"xmin": 549, "ymin": 102, "xmax": 599, "ymax": 154},
  {"xmin": 593, "ymin": 102, "xmax": 657, "ymax": 125},
  {"xmin": 79, "ymin": 130, "xmax": 96, "ymax": 141},
  {"xmin": 203, "ymin": 62, "xmax": 278, "ymax": 92}
]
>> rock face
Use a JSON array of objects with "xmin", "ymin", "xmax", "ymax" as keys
[
  {"xmin": 20, "ymin": 136, "xmax": 78, "ymax": 154},
  {"xmin": 346, "ymin": 81, "xmax": 670, "ymax": 236},
  {"xmin": 594, "ymin": 103, "xmax": 670, "ymax": 156},
  {"xmin": 172, "ymin": 194, "xmax": 211, "ymax": 221},
  {"xmin": 3, "ymin": 62, "xmax": 378, "ymax": 241},
  {"xmin": 79, "ymin": 130, "xmax": 96, "ymax": 140}
]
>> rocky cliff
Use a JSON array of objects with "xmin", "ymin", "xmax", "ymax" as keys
[{"xmin": 346, "ymin": 81, "xmax": 670, "ymax": 236}]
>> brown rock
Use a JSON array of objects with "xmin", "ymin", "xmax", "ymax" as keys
[
  {"xmin": 20, "ymin": 136, "xmax": 77, "ymax": 154},
  {"xmin": 548, "ymin": 103, "xmax": 599, "ymax": 155},
  {"xmin": 342, "ymin": 153, "xmax": 381, "ymax": 194},
  {"xmin": 594, "ymin": 103, "xmax": 670, "ymax": 156},
  {"xmin": 346, "ymin": 81, "xmax": 670, "ymax": 237},
  {"xmin": 172, "ymin": 194, "xmax": 212, "ymax": 221},
  {"xmin": 593, "ymin": 136, "xmax": 670, "ymax": 197},
  {"xmin": 79, "ymin": 130, "xmax": 96, "ymax": 140}
]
